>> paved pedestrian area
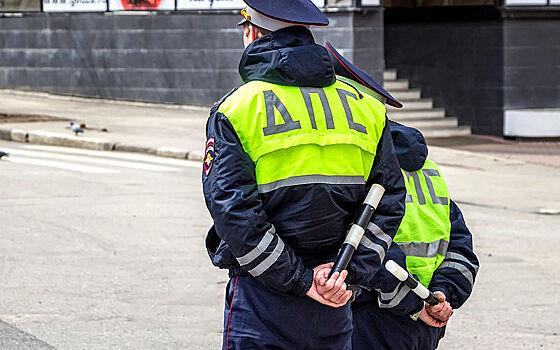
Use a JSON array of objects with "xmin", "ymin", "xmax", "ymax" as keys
[
  {"xmin": 429, "ymin": 136, "xmax": 560, "ymax": 168},
  {"xmin": 0, "ymin": 89, "xmax": 208, "ymax": 155}
]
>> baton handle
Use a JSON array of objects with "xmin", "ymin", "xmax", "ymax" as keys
[
  {"xmin": 329, "ymin": 184, "xmax": 385, "ymax": 278},
  {"xmin": 424, "ymin": 292, "xmax": 440, "ymax": 306},
  {"xmin": 331, "ymin": 244, "xmax": 355, "ymax": 276},
  {"xmin": 385, "ymin": 260, "xmax": 440, "ymax": 306}
]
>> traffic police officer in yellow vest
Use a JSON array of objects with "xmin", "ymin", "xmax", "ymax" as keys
[
  {"xmin": 202, "ymin": 2, "xmax": 407, "ymax": 349},
  {"xmin": 323, "ymin": 43, "xmax": 480, "ymax": 349},
  {"xmin": 352, "ymin": 120, "xmax": 480, "ymax": 349}
]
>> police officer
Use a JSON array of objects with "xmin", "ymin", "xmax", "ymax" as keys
[
  {"xmin": 352, "ymin": 120, "xmax": 480, "ymax": 349},
  {"xmin": 323, "ymin": 43, "xmax": 479, "ymax": 349},
  {"xmin": 202, "ymin": 1, "xmax": 407, "ymax": 349}
]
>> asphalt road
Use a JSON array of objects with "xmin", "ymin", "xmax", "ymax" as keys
[
  {"xmin": 1, "ymin": 140, "xmax": 559, "ymax": 349},
  {"xmin": 0, "ymin": 141, "xmax": 224, "ymax": 349}
]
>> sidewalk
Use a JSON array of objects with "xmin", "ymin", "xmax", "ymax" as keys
[
  {"xmin": 0, "ymin": 90, "xmax": 210, "ymax": 160},
  {"xmin": 429, "ymin": 135, "xmax": 560, "ymax": 169},
  {"xmin": 3, "ymin": 88, "xmax": 560, "ymax": 167}
]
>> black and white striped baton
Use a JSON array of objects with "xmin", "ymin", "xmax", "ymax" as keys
[
  {"xmin": 385, "ymin": 260, "xmax": 439, "ymax": 306},
  {"xmin": 329, "ymin": 184, "xmax": 385, "ymax": 278}
]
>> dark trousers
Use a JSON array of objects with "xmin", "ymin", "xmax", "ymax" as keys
[
  {"xmin": 352, "ymin": 303, "xmax": 439, "ymax": 350},
  {"xmin": 222, "ymin": 276, "xmax": 353, "ymax": 350}
]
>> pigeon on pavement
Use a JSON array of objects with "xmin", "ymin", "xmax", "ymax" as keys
[
  {"xmin": 70, "ymin": 122, "xmax": 84, "ymax": 136},
  {"xmin": 0, "ymin": 151, "xmax": 9, "ymax": 159}
]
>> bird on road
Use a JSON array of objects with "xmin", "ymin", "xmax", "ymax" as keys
[
  {"xmin": 0, "ymin": 151, "xmax": 9, "ymax": 159},
  {"xmin": 70, "ymin": 122, "xmax": 84, "ymax": 136}
]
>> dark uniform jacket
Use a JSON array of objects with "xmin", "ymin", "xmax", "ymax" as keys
[{"xmin": 203, "ymin": 26, "xmax": 406, "ymax": 297}]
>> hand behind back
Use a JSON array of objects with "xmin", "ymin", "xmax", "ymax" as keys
[{"xmin": 306, "ymin": 263, "xmax": 352, "ymax": 307}]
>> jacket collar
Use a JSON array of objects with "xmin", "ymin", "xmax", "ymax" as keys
[{"xmin": 239, "ymin": 26, "xmax": 335, "ymax": 88}]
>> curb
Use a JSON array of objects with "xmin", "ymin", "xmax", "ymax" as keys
[
  {"xmin": 0, "ymin": 127, "xmax": 203, "ymax": 162},
  {"xmin": 0, "ymin": 88, "xmax": 211, "ymax": 112}
]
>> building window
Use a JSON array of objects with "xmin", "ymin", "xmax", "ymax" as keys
[
  {"xmin": 326, "ymin": 0, "xmax": 353, "ymax": 7},
  {"xmin": 385, "ymin": 0, "xmax": 494, "ymax": 6}
]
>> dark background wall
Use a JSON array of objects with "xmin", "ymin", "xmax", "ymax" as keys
[
  {"xmin": 385, "ymin": 7, "xmax": 505, "ymax": 136},
  {"xmin": 0, "ymin": 10, "xmax": 384, "ymax": 106},
  {"xmin": 0, "ymin": 13, "xmax": 243, "ymax": 106},
  {"xmin": 315, "ymin": 10, "xmax": 385, "ymax": 83},
  {"xmin": 504, "ymin": 18, "xmax": 560, "ymax": 110}
]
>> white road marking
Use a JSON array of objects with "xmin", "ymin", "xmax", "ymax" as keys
[
  {"xmin": 1, "ymin": 148, "xmax": 181, "ymax": 172},
  {"xmin": 5, "ymin": 157, "xmax": 118, "ymax": 174},
  {"xmin": 22, "ymin": 144, "xmax": 201, "ymax": 168}
]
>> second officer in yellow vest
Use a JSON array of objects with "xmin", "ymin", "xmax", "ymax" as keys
[
  {"xmin": 202, "ymin": 1, "xmax": 406, "ymax": 349},
  {"xmin": 324, "ymin": 42, "xmax": 479, "ymax": 350},
  {"xmin": 351, "ymin": 120, "xmax": 479, "ymax": 349}
]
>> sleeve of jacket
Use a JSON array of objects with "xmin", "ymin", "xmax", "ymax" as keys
[
  {"xmin": 346, "ymin": 117, "xmax": 406, "ymax": 287},
  {"xmin": 370, "ymin": 244, "xmax": 424, "ymax": 316},
  {"xmin": 202, "ymin": 108, "xmax": 313, "ymax": 296},
  {"xmin": 429, "ymin": 200, "xmax": 479, "ymax": 309}
]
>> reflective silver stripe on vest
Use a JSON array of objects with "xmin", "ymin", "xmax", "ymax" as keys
[
  {"xmin": 367, "ymin": 222, "xmax": 393, "ymax": 247},
  {"xmin": 248, "ymin": 239, "xmax": 285, "ymax": 277},
  {"xmin": 438, "ymin": 261, "xmax": 474, "ymax": 286},
  {"xmin": 446, "ymin": 252, "xmax": 479, "ymax": 274},
  {"xmin": 236, "ymin": 226, "xmax": 276, "ymax": 266},
  {"xmin": 397, "ymin": 240, "xmax": 449, "ymax": 258},
  {"xmin": 377, "ymin": 283, "xmax": 400, "ymax": 301},
  {"xmin": 379, "ymin": 285, "xmax": 411, "ymax": 309},
  {"xmin": 258, "ymin": 175, "xmax": 365, "ymax": 193},
  {"xmin": 360, "ymin": 235, "xmax": 386, "ymax": 262}
]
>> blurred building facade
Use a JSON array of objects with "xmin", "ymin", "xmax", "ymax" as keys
[{"xmin": 0, "ymin": 0, "xmax": 558, "ymax": 137}]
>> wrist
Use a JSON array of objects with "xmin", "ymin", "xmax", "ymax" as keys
[
  {"xmin": 292, "ymin": 268, "xmax": 314, "ymax": 296},
  {"xmin": 409, "ymin": 304, "xmax": 424, "ymax": 322},
  {"xmin": 430, "ymin": 285, "xmax": 450, "ymax": 301}
]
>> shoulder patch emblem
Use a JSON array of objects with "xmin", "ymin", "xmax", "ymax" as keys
[{"xmin": 204, "ymin": 137, "xmax": 215, "ymax": 176}]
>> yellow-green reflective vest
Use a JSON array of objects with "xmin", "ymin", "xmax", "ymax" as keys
[
  {"xmin": 394, "ymin": 159, "xmax": 451, "ymax": 288},
  {"xmin": 217, "ymin": 80, "xmax": 387, "ymax": 191}
]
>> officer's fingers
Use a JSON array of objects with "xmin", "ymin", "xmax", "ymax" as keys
[
  {"xmin": 441, "ymin": 304, "xmax": 454, "ymax": 319},
  {"xmin": 328, "ymin": 282, "xmax": 348, "ymax": 303},
  {"xmin": 316, "ymin": 262, "xmax": 334, "ymax": 271},
  {"xmin": 327, "ymin": 271, "xmax": 348, "ymax": 296},
  {"xmin": 320, "ymin": 293, "xmax": 345, "ymax": 308},
  {"xmin": 339, "ymin": 270, "xmax": 348, "ymax": 283},
  {"xmin": 333, "ymin": 271, "xmax": 348, "ymax": 292},
  {"xmin": 324, "ymin": 272, "xmax": 340, "ymax": 291},
  {"xmin": 431, "ymin": 305, "xmax": 444, "ymax": 315},
  {"xmin": 432, "ymin": 305, "xmax": 453, "ymax": 322},
  {"xmin": 330, "ymin": 290, "xmax": 352, "ymax": 306},
  {"xmin": 315, "ymin": 283, "xmax": 327, "ymax": 295},
  {"xmin": 419, "ymin": 309, "xmax": 438, "ymax": 327},
  {"xmin": 324, "ymin": 276, "xmax": 347, "ymax": 299},
  {"xmin": 307, "ymin": 284, "xmax": 340, "ymax": 308},
  {"xmin": 433, "ymin": 291, "xmax": 446, "ymax": 302},
  {"xmin": 419, "ymin": 310, "xmax": 447, "ymax": 328},
  {"xmin": 338, "ymin": 290, "xmax": 352, "ymax": 306},
  {"xmin": 426, "ymin": 303, "xmax": 443, "ymax": 314},
  {"xmin": 316, "ymin": 269, "xmax": 330, "ymax": 286}
]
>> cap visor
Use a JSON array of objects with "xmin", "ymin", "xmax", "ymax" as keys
[{"xmin": 325, "ymin": 42, "xmax": 403, "ymax": 108}]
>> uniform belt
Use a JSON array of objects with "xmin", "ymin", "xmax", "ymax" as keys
[
  {"xmin": 228, "ymin": 267, "xmax": 249, "ymax": 279},
  {"xmin": 350, "ymin": 289, "xmax": 380, "ymax": 313}
]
